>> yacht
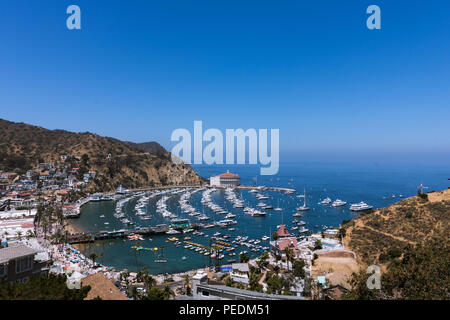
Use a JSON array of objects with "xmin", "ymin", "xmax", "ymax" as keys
[
  {"xmin": 319, "ymin": 197, "xmax": 332, "ymax": 205},
  {"xmin": 349, "ymin": 202, "xmax": 373, "ymax": 211},
  {"xmin": 332, "ymin": 199, "xmax": 347, "ymax": 207},
  {"xmin": 293, "ymin": 212, "xmax": 302, "ymax": 217},
  {"xmin": 166, "ymin": 228, "xmax": 180, "ymax": 234},
  {"xmin": 257, "ymin": 202, "xmax": 266, "ymax": 208},
  {"xmin": 218, "ymin": 219, "xmax": 237, "ymax": 227}
]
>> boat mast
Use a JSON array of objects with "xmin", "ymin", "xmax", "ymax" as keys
[{"xmin": 304, "ymin": 188, "xmax": 306, "ymax": 207}]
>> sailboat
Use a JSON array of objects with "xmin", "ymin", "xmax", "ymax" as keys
[
  {"xmin": 274, "ymin": 198, "xmax": 282, "ymax": 211},
  {"xmin": 296, "ymin": 188, "xmax": 310, "ymax": 211}
]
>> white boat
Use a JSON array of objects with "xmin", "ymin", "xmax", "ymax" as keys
[
  {"xmin": 349, "ymin": 202, "xmax": 373, "ymax": 211},
  {"xmin": 319, "ymin": 197, "xmax": 332, "ymax": 205},
  {"xmin": 257, "ymin": 202, "xmax": 266, "ymax": 207},
  {"xmin": 332, "ymin": 199, "xmax": 347, "ymax": 207},
  {"xmin": 166, "ymin": 228, "xmax": 180, "ymax": 234},
  {"xmin": 296, "ymin": 188, "xmax": 310, "ymax": 211}
]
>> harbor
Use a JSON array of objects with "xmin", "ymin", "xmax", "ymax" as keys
[{"xmin": 68, "ymin": 162, "xmax": 419, "ymax": 275}]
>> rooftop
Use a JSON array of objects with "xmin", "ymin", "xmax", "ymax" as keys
[
  {"xmin": 81, "ymin": 272, "xmax": 129, "ymax": 300},
  {"xmin": 276, "ymin": 224, "xmax": 291, "ymax": 237},
  {"xmin": 196, "ymin": 283, "xmax": 304, "ymax": 300},
  {"xmin": 219, "ymin": 170, "xmax": 239, "ymax": 178},
  {"xmin": 0, "ymin": 243, "xmax": 39, "ymax": 264},
  {"xmin": 231, "ymin": 263, "xmax": 249, "ymax": 273},
  {"xmin": 275, "ymin": 237, "xmax": 299, "ymax": 252}
]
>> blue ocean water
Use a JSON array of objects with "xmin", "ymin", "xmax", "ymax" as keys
[{"xmin": 71, "ymin": 161, "xmax": 449, "ymax": 275}]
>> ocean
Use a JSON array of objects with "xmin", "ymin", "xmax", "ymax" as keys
[{"xmin": 70, "ymin": 160, "xmax": 449, "ymax": 275}]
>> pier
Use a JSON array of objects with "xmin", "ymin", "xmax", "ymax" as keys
[
  {"xmin": 66, "ymin": 223, "xmax": 206, "ymax": 244},
  {"xmin": 128, "ymin": 184, "xmax": 295, "ymax": 194}
]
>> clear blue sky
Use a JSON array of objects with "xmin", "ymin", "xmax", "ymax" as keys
[{"xmin": 0, "ymin": 1, "xmax": 449, "ymax": 162}]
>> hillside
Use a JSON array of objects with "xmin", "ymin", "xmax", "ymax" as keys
[
  {"xmin": 342, "ymin": 189, "xmax": 449, "ymax": 299},
  {"xmin": 342, "ymin": 189, "xmax": 449, "ymax": 265},
  {"xmin": 125, "ymin": 141, "xmax": 168, "ymax": 157},
  {"xmin": 0, "ymin": 119, "xmax": 203, "ymax": 190}
]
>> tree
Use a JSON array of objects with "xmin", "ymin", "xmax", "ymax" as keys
[
  {"xmin": 89, "ymin": 252, "xmax": 98, "ymax": 266},
  {"xmin": 249, "ymin": 272, "xmax": 263, "ymax": 292},
  {"xmin": 143, "ymin": 287, "xmax": 169, "ymax": 300},
  {"xmin": 272, "ymin": 232, "xmax": 279, "ymax": 240},
  {"xmin": 344, "ymin": 270, "xmax": 381, "ymax": 300},
  {"xmin": 225, "ymin": 276, "xmax": 234, "ymax": 287},
  {"xmin": 283, "ymin": 247, "xmax": 294, "ymax": 271},
  {"xmin": 163, "ymin": 285, "xmax": 175, "ymax": 300},
  {"xmin": 293, "ymin": 259, "xmax": 306, "ymax": 279},
  {"xmin": 338, "ymin": 227, "xmax": 346, "ymax": 244},
  {"xmin": 0, "ymin": 274, "xmax": 90, "ymax": 300},
  {"xmin": 273, "ymin": 265, "xmax": 280, "ymax": 275},
  {"xmin": 266, "ymin": 275, "xmax": 283, "ymax": 294},
  {"xmin": 345, "ymin": 239, "xmax": 449, "ymax": 300},
  {"xmin": 314, "ymin": 239, "xmax": 322, "ymax": 251},
  {"xmin": 137, "ymin": 267, "xmax": 156, "ymax": 291},
  {"xmin": 239, "ymin": 252, "xmax": 249, "ymax": 263},
  {"xmin": 128, "ymin": 285, "xmax": 140, "ymax": 300},
  {"xmin": 256, "ymin": 251, "xmax": 270, "ymax": 269},
  {"xmin": 182, "ymin": 274, "xmax": 191, "ymax": 296}
]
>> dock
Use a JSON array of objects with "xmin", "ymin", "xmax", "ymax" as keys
[{"xmin": 66, "ymin": 223, "xmax": 206, "ymax": 244}]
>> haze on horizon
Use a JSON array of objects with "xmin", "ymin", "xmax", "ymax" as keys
[{"xmin": 0, "ymin": 1, "xmax": 449, "ymax": 162}]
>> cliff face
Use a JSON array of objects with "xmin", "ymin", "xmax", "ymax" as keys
[
  {"xmin": 342, "ymin": 188, "xmax": 450, "ymax": 265},
  {"xmin": 0, "ymin": 118, "xmax": 204, "ymax": 190}
]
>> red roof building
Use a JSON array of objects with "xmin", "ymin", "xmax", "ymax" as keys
[
  {"xmin": 270, "ymin": 236, "xmax": 299, "ymax": 257},
  {"xmin": 276, "ymin": 224, "xmax": 291, "ymax": 238},
  {"xmin": 210, "ymin": 170, "xmax": 240, "ymax": 187}
]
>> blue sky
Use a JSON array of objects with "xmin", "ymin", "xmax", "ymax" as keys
[{"xmin": 0, "ymin": 1, "xmax": 449, "ymax": 162}]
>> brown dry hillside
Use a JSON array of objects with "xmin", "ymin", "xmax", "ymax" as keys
[
  {"xmin": 0, "ymin": 118, "xmax": 203, "ymax": 190},
  {"xmin": 342, "ymin": 189, "xmax": 450, "ymax": 266}
]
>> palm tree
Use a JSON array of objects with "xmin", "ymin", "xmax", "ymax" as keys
[
  {"xmin": 283, "ymin": 247, "xmax": 294, "ymax": 271},
  {"xmin": 163, "ymin": 285, "xmax": 175, "ymax": 300},
  {"xmin": 182, "ymin": 274, "xmax": 191, "ymax": 295},
  {"xmin": 129, "ymin": 286, "xmax": 140, "ymax": 300},
  {"xmin": 89, "ymin": 252, "xmax": 98, "ymax": 266}
]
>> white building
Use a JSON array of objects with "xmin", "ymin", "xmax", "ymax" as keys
[
  {"xmin": 209, "ymin": 171, "xmax": 240, "ymax": 187},
  {"xmin": 230, "ymin": 263, "xmax": 249, "ymax": 284}
]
